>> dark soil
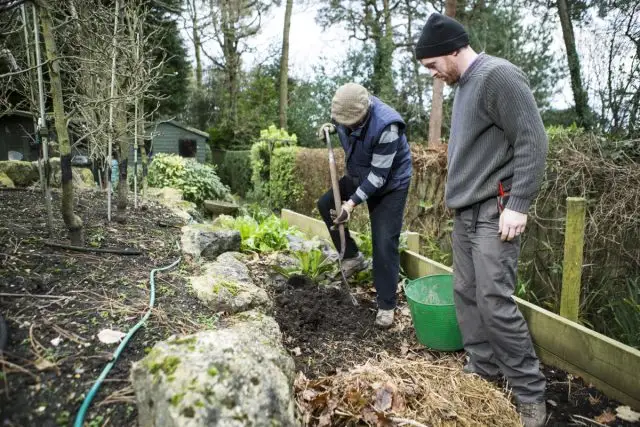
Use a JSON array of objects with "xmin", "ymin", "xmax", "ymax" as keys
[
  {"xmin": 271, "ymin": 273, "xmax": 417, "ymax": 378},
  {"xmin": 541, "ymin": 366, "xmax": 639, "ymax": 426},
  {"xmin": 0, "ymin": 189, "xmax": 209, "ymax": 427},
  {"xmin": 266, "ymin": 268, "xmax": 639, "ymax": 427}
]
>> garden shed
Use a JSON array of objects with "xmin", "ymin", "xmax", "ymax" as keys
[{"xmin": 146, "ymin": 119, "xmax": 211, "ymax": 163}]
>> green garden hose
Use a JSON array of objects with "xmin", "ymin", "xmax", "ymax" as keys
[{"xmin": 73, "ymin": 256, "xmax": 181, "ymax": 427}]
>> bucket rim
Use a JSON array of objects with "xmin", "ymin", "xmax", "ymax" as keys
[{"xmin": 404, "ymin": 274, "xmax": 456, "ymax": 307}]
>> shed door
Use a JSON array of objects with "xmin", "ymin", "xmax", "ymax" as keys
[{"xmin": 179, "ymin": 139, "xmax": 197, "ymax": 158}]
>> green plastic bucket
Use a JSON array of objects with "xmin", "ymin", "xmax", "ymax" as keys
[{"xmin": 404, "ymin": 274, "xmax": 464, "ymax": 351}]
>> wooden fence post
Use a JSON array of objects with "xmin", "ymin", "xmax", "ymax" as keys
[
  {"xmin": 560, "ymin": 197, "xmax": 586, "ymax": 322},
  {"xmin": 406, "ymin": 231, "xmax": 420, "ymax": 254}
]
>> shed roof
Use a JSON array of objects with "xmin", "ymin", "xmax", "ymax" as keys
[{"xmin": 152, "ymin": 119, "xmax": 209, "ymax": 139}]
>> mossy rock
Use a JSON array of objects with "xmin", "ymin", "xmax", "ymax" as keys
[
  {"xmin": 0, "ymin": 161, "xmax": 38, "ymax": 187},
  {"xmin": 41, "ymin": 158, "xmax": 95, "ymax": 188},
  {"xmin": 0, "ymin": 172, "xmax": 15, "ymax": 188},
  {"xmin": 203, "ymin": 200, "xmax": 239, "ymax": 217}
]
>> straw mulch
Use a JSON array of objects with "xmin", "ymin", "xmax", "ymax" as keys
[{"xmin": 294, "ymin": 354, "xmax": 522, "ymax": 427}]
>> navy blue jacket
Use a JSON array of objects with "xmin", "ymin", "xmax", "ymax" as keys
[{"xmin": 335, "ymin": 96, "xmax": 412, "ymax": 205}]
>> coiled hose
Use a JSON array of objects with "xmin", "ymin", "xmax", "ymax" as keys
[{"xmin": 73, "ymin": 256, "xmax": 181, "ymax": 427}]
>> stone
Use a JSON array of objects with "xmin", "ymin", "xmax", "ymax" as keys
[
  {"xmin": 203, "ymin": 200, "xmax": 239, "ymax": 217},
  {"xmin": 131, "ymin": 314, "xmax": 296, "ymax": 427},
  {"xmin": 0, "ymin": 161, "xmax": 38, "ymax": 187},
  {"xmin": 181, "ymin": 224, "xmax": 241, "ymax": 260},
  {"xmin": 0, "ymin": 172, "xmax": 15, "ymax": 188},
  {"xmin": 148, "ymin": 188, "xmax": 203, "ymax": 224},
  {"xmin": 148, "ymin": 187, "xmax": 184, "ymax": 203},
  {"xmin": 189, "ymin": 253, "xmax": 270, "ymax": 314},
  {"xmin": 32, "ymin": 158, "xmax": 96, "ymax": 189}
]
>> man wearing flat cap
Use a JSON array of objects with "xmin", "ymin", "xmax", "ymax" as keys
[
  {"xmin": 414, "ymin": 12, "xmax": 549, "ymax": 427},
  {"xmin": 316, "ymin": 83, "xmax": 412, "ymax": 328}
]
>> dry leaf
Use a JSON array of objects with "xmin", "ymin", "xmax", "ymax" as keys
[
  {"xmin": 294, "ymin": 371, "xmax": 308, "ymax": 389},
  {"xmin": 362, "ymin": 407, "xmax": 379, "ymax": 424},
  {"xmin": 588, "ymin": 394, "xmax": 601, "ymax": 406},
  {"xmin": 318, "ymin": 410, "xmax": 332, "ymax": 427},
  {"xmin": 375, "ymin": 382, "xmax": 396, "ymax": 411},
  {"xmin": 97, "ymin": 329, "xmax": 126, "ymax": 344},
  {"xmin": 594, "ymin": 410, "xmax": 617, "ymax": 424},
  {"xmin": 301, "ymin": 389, "xmax": 317, "ymax": 401},
  {"xmin": 616, "ymin": 406, "xmax": 640, "ymax": 422},
  {"xmin": 35, "ymin": 358, "xmax": 56, "ymax": 371},
  {"xmin": 392, "ymin": 391, "xmax": 406, "ymax": 412},
  {"xmin": 400, "ymin": 340, "xmax": 409, "ymax": 356}
]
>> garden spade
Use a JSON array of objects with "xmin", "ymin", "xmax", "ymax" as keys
[{"xmin": 324, "ymin": 128, "xmax": 358, "ymax": 306}]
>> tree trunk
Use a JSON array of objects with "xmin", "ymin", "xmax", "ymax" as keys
[
  {"xmin": 116, "ymin": 104, "xmax": 129, "ymax": 220},
  {"xmin": 39, "ymin": 2, "xmax": 83, "ymax": 244},
  {"xmin": 428, "ymin": 0, "xmax": 456, "ymax": 146},
  {"xmin": 220, "ymin": 0, "xmax": 239, "ymax": 132},
  {"xmin": 32, "ymin": 4, "xmax": 54, "ymax": 233},
  {"xmin": 107, "ymin": 0, "xmax": 120, "ymax": 221},
  {"xmin": 278, "ymin": 0, "xmax": 293, "ymax": 129},
  {"xmin": 405, "ymin": 0, "xmax": 426, "ymax": 139},
  {"xmin": 370, "ymin": 0, "xmax": 395, "ymax": 101},
  {"xmin": 139, "ymin": 101, "xmax": 149, "ymax": 200},
  {"xmin": 192, "ymin": 0, "xmax": 203, "ymax": 88},
  {"xmin": 557, "ymin": 0, "xmax": 590, "ymax": 129}
]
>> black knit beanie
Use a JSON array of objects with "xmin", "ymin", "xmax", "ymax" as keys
[{"xmin": 415, "ymin": 13, "xmax": 469, "ymax": 60}]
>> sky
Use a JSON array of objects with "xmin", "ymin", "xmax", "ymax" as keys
[{"xmin": 180, "ymin": 3, "xmax": 586, "ymax": 110}]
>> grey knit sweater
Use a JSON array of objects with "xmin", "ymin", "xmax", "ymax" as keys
[{"xmin": 446, "ymin": 53, "xmax": 548, "ymax": 213}]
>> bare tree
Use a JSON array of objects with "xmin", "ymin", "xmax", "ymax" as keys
[
  {"xmin": 557, "ymin": 0, "xmax": 591, "ymax": 129},
  {"xmin": 427, "ymin": 0, "xmax": 455, "ymax": 146},
  {"xmin": 279, "ymin": 0, "xmax": 293, "ymax": 129},
  {"xmin": 36, "ymin": 0, "xmax": 83, "ymax": 244},
  {"xmin": 193, "ymin": 0, "xmax": 274, "ymax": 137},
  {"xmin": 186, "ymin": 0, "xmax": 204, "ymax": 88}
]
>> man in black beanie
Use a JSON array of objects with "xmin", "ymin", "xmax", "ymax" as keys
[{"xmin": 414, "ymin": 13, "xmax": 549, "ymax": 427}]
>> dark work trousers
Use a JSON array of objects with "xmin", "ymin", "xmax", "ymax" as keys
[
  {"xmin": 453, "ymin": 197, "xmax": 546, "ymax": 403},
  {"xmin": 317, "ymin": 176, "xmax": 409, "ymax": 310}
]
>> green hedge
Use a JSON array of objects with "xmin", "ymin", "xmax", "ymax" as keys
[
  {"xmin": 250, "ymin": 140, "xmax": 271, "ymax": 200},
  {"xmin": 249, "ymin": 125, "xmax": 297, "ymax": 202},
  {"xmin": 218, "ymin": 150, "xmax": 252, "ymax": 196},
  {"xmin": 269, "ymin": 146, "xmax": 304, "ymax": 211}
]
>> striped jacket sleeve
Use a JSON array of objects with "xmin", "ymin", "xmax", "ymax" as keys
[{"xmin": 350, "ymin": 124, "xmax": 401, "ymax": 205}]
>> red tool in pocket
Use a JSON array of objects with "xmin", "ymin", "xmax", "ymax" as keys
[{"xmin": 497, "ymin": 181, "xmax": 511, "ymax": 213}]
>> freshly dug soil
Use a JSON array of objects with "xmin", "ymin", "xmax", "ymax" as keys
[{"xmin": 272, "ymin": 273, "xmax": 417, "ymax": 379}]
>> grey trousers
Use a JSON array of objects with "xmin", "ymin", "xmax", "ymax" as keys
[{"xmin": 453, "ymin": 197, "xmax": 546, "ymax": 403}]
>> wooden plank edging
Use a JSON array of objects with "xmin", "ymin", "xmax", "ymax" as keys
[{"xmin": 281, "ymin": 209, "xmax": 640, "ymax": 409}]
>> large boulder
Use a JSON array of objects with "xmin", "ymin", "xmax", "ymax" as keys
[
  {"xmin": 0, "ymin": 172, "xmax": 15, "ymax": 188},
  {"xmin": 130, "ymin": 313, "xmax": 296, "ymax": 427},
  {"xmin": 0, "ymin": 161, "xmax": 38, "ymax": 187},
  {"xmin": 189, "ymin": 252, "xmax": 270, "ymax": 314},
  {"xmin": 43, "ymin": 158, "xmax": 96, "ymax": 188},
  {"xmin": 203, "ymin": 200, "xmax": 239, "ymax": 217},
  {"xmin": 148, "ymin": 187, "xmax": 184, "ymax": 203},
  {"xmin": 181, "ymin": 224, "xmax": 241, "ymax": 260},
  {"xmin": 149, "ymin": 187, "xmax": 202, "ymax": 224}
]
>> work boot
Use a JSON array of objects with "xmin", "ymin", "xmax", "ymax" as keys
[
  {"xmin": 517, "ymin": 401, "xmax": 547, "ymax": 427},
  {"xmin": 338, "ymin": 252, "xmax": 367, "ymax": 278},
  {"xmin": 375, "ymin": 309, "xmax": 394, "ymax": 328}
]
